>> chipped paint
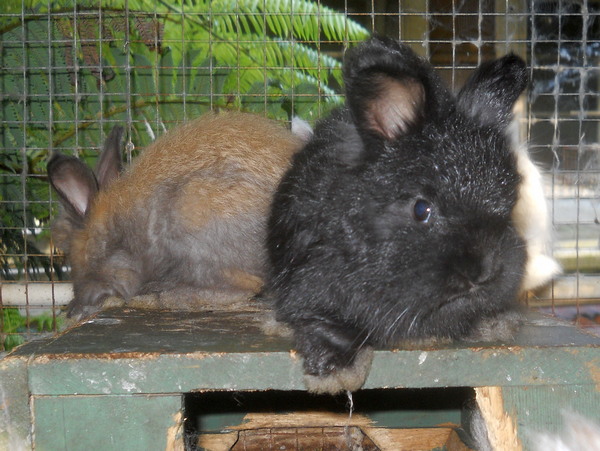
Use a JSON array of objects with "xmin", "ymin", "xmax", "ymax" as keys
[
  {"xmin": 86, "ymin": 318, "xmax": 122, "ymax": 326},
  {"xmin": 120, "ymin": 380, "xmax": 139, "ymax": 392},
  {"xmin": 476, "ymin": 387, "xmax": 522, "ymax": 451},
  {"xmin": 0, "ymin": 356, "xmax": 30, "ymax": 366},
  {"xmin": 165, "ymin": 411, "xmax": 184, "ymax": 451},
  {"xmin": 128, "ymin": 366, "xmax": 147, "ymax": 382},
  {"xmin": 67, "ymin": 366, "xmax": 116, "ymax": 394},
  {"xmin": 477, "ymin": 347, "xmax": 527, "ymax": 361},
  {"xmin": 0, "ymin": 375, "xmax": 30, "ymax": 451},
  {"xmin": 33, "ymin": 352, "xmax": 164, "ymax": 361},
  {"xmin": 5, "ymin": 308, "xmax": 600, "ymax": 448},
  {"xmin": 584, "ymin": 360, "xmax": 600, "ymax": 392}
]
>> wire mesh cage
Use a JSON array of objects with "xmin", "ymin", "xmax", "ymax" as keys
[{"xmin": 1, "ymin": 0, "xmax": 599, "ymax": 349}]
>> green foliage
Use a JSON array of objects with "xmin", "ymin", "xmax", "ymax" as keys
[
  {"xmin": 1, "ymin": 308, "xmax": 61, "ymax": 351},
  {"xmin": 0, "ymin": 0, "xmax": 369, "ymax": 283}
]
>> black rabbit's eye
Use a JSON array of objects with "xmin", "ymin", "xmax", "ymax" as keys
[{"xmin": 413, "ymin": 199, "xmax": 432, "ymax": 223}]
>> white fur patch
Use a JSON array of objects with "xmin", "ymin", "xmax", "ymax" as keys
[
  {"xmin": 291, "ymin": 116, "xmax": 314, "ymax": 143},
  {"xmin": 510, "ymin": 128, "xmax": 562, "ymax": 291},
  {"xmin": 533, "ymin": 411, "xmax": 600, "ymax": 451}
]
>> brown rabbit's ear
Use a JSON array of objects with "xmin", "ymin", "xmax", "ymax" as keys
[
  {"xmin": 47, "ymin": 154, "xmax": 99, "ymax": 219},
  {"xmin": 95, "ymin": 126, "xmax": 124, "ymax": 188}
]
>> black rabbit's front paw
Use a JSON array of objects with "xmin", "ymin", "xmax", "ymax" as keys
[
  {"xmin": 303, "ymin": 347, "xmax": 374, "ymax": 394},
  {"xmin": 291, "ymin": 318, "xmax": 374, "ymax": 393}
]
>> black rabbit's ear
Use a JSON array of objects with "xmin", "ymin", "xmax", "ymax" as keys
[
  {"xmin": 95, "ymin": 126, "xmax": 124, "ymax": 188},
  {"xmin": 343, "ymin": 37, "xmax": 442, "ymax": 140},
  {"xmin": 354, "ymin": 74, "xmax": 425, "ymax": 140},
  {"xmin": 48, "ymin": 153, "xmax": 99, "ymax": 219},
  {"xmin": 457, "ymin": 54, "xmax": 528, "ymax": 129}
]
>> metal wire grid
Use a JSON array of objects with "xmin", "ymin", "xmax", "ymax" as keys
[
  {"xmin": 528, "ymin": 1, "xmax": 600, "ymax": 317},
  {"xmin": 1, "ymin": 0, "xmax": 599, "ymax": 348}
]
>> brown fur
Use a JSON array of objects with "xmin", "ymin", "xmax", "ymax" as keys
[{"xmin": 49, "ymin": 111, "xmax": 304, "ymax": 319}]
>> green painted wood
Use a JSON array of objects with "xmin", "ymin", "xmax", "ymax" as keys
[
  {"xmin": 502, "ymin": 384, "xmax": 600, "ymax": 450},
  {"xmin": 12, "ymin": 309, "xmax": 293, "ymax": 356},
  {"xmin": 33, "ymin": 394, "xmax": 183, "ymax": 451},
  {"xmin": 28, "ymin": 353, "xmax": 306, "ymax": 395},
  {"xmin": 25, "ymin": 344, "xmax": 600, "ymax": 395},
  {"xmin": 0, "ymin": 356, "xmax": 32, "ymax": 449},
  {"xmin": 2, "ymin": 307, "xmax": 600, "ymax": 450},
  {"xmin": 9, "ymin": 308, "xmax": 599, "ymax": 394},
  {"xmin": 13, "ymin": 308, "xmax": 600, "ymax": 358},
  {"xmin": 365, "ymin": 346, "xmax": 600, "ymax": 389}
]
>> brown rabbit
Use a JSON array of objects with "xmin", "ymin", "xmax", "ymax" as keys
[{"xmin": 48, "ymin": 111, "xmax": 305, "ymax": 319}]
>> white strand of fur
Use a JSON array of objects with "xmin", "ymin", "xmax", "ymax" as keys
[{"xmin": 533, "ymin": 412, "xmax": 600, "ymax": 451}]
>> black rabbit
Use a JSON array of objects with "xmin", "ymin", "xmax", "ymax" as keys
[{"xmin": 267, "ymin": 37, "xmax": 531, "ymax": 393}]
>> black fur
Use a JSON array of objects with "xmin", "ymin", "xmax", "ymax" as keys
[{"xmin": 267, "ymin": 36, "xmax": 528, "ymax": 380}]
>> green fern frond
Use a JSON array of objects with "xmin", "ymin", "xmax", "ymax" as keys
[
  {"xmin": 1, "ymin": 0, "xmax": 369, "ymax": 285},
  {"xmin": 208, "ymin": 0, "xmax": 369, "ymax": 42}
]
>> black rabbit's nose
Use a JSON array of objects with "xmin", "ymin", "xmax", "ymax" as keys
[{"xmin": 449, "ymin": 252, "xmax": 495, "ymax": 291}]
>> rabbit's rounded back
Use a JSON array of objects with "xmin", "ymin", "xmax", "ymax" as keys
[
  {"xmin": 49, "ymin": 111, "xmax": 304, "ymax": 318},
  {"xmin": 267, "ymin": 37, "xmax": 530, "ymax": 382}
]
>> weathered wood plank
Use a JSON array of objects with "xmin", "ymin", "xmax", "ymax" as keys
[
  {"xmin": 28, "ymin": 354, "xmax": 306, "ymax": 395},
  {"xmin": 366, "ymin": 346, "xmax": 600, "ymax": 389},
  {"xmin": 196, "ymin": 411, "xmax": 472, "ymax": 451},
  {"xmin": 33, "ymin": 394, "xmax": 183, "ymax": 451},
  {"xmin": 10, "ymin": 308, "xmax": 600, "ymax": 358},
  {"xmin": 0, "ymin": 355, "xmax": 32, "ymax": 450},
  {"xmin": 2, "ymin": 307, "xmax": 600, "ymax": 450},
  {"xmin": 475, "ymin": 387, "xmax": 521, "ymax": 451},
  {"xmin": 6, "ymin": 308, "xmax": 599, "ymax": 395},
  {"xmin": 501, "ymin": 384, "xmax": 600, "ymax": 450},
  {"xmin": 11, "ymin": 308, "xmax": 292, "ymax": 356}
]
